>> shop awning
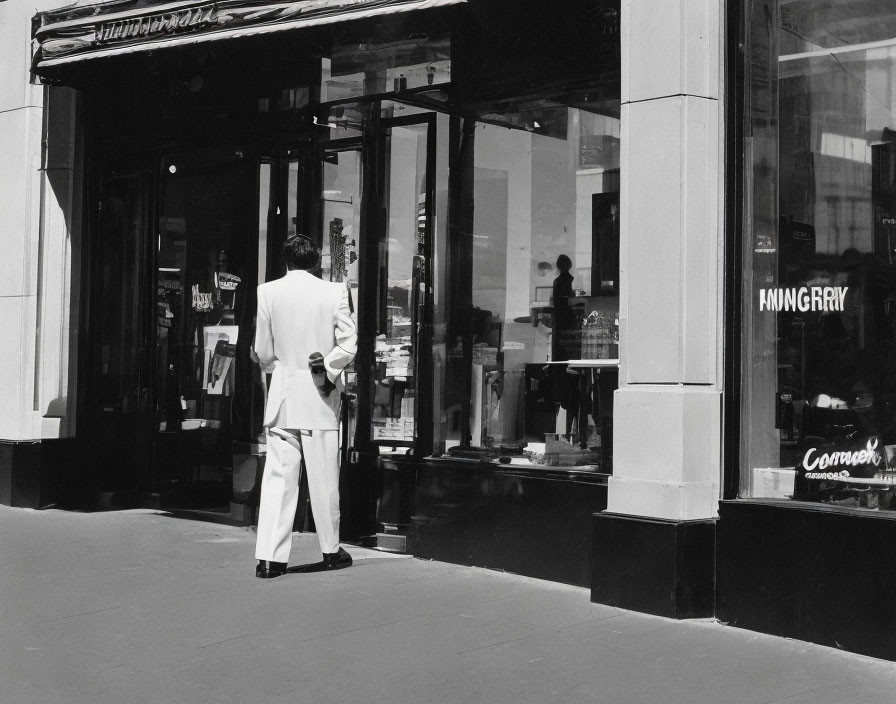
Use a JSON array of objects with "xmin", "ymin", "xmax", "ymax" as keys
[{"xmin": 32, "ymin": 0, "xmax": 465, "ymax": 71}]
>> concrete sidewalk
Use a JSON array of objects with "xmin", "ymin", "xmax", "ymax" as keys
[{"xmin": 1, "ymin": 506, "xmax": 894, "ymax": 704}]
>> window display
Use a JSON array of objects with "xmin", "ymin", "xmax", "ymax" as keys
[
  {"xmin": 743, "ymin": 1, "xmax": 896, "ymax": 508},
  {"xmin": 440, "ymin": 101, "xmax": 620, "ymax": 470}
]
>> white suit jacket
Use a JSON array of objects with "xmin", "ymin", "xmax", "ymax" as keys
[{"xmin": 254, "ymin": 270, "xmax": 357, "ymax": 430}]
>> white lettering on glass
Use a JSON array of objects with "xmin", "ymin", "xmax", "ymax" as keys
[{"xmin": 759, "ymin": 286, "xmax": 848, "ymax": 312}]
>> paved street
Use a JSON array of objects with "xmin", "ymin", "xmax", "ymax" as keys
[{"xmin": 1, "ymin": 505, "xmax": 895, "ymax": 704}]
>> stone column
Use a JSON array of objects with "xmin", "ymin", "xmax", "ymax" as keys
[
  {"xmin": 610, "ymin": 0, "xmax": 723, "ymax": 521},
  {"xmin": 0, "ymin": 2, "xmax": 81, "ymax": 507},
  {"xmin": 0, "ymin": 2, "xmax": 47, "ymax": 443},
  {"xmin": 592, "ymin": 0, "xmax": 724, "ymax": 618},
  {"xmin": 37, "ymin": 87, "xmax": 82, "ymax": 440}
]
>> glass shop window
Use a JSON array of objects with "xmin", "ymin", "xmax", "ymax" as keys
[
  {"xmin": 441, "ymin": 101, "xmax": 620, "ymax": 470},
  {"xmin": 154, "ymin": 154, "xmax": 263, "ymax": 490},
  {"xmin": 743, "ymin": 1, "xmax": 896, "ymax": 508}
]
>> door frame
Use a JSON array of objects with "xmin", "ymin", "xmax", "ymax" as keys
[{"xmin": 351, "ymin": 108, "xmax": 438, "ymax": 457}]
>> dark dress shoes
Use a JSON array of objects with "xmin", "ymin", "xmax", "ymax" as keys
[
  {"xmin": 256, "ymin": 560, "xmax": 288, "ymax": 579},
  {"xmin": 322, "ymin": 547, "xmax": 352, "ymax": 570}
]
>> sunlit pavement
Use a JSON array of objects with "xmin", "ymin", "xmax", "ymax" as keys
[{"xmin": 1, "ymin": 506, "xmax": 894, "ymax": 704}]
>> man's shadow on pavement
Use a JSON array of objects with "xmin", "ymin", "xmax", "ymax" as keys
[
  {"xmin": 285, "ymin": 550, "xmax": 354, "ymax": 573},
  {"xmin": 285, "ymin": 560, "xmax": 330, "ymax": 574}
]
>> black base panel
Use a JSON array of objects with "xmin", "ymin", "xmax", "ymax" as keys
[
  {"xmin": 144, "ymin": 483, "xmax": 231, "ymax": 511},
  {"xmin": 0, "ymin": 439, "xmax": 82, "ymax": 509},
  {"xmin": 375, "ymin": 459, "xmax": 417, "ymax": 529},
  {"xmin": 591, "ymin": 512, "xmax": 715, "ymax": 619},
  {"xmin": 717, "ymin": 499, "xmax": 896, "ymax": 660},
  {"xmin": 339, "ymin": 458, "xmax": 378, "ymax": 540},
  {"xmin": 409, "ymin": 462, "xmax": 608, "ymax": 587}
]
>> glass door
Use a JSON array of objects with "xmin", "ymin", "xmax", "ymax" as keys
[
  {"xmin": 307, "ymin": 102, "xmax": 441, "ymax": 465},
  {"xmin": 316, "ymin": 138, "xmax": 364, "ymax": 465},
  {"xmin": 152, "ymin": 152, "xmax": 260, "ymax": 507},
  {"xmin": 361, "ymin": 112, "xmax": 436, "ymax": 455},
  {"xmin": 307, "ymin": 105, "xmax": 444, "ymax": 542}
]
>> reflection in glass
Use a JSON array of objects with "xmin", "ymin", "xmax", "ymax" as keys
[
  {"xmin": 320, "ymin": 30, "xmax": 450, "ymax": 102},
  {"xmin": 372, "ymin": 122, "xmax": 430, "ymax": 449},
  {"xmin": 320, "ymin": 148, "xmax": 362, "ymax": 286},
  {"xmin": 98, "ymin": 176, "xmax": 147, "ymax": 417},
  {"xmin": 318, "ymin": 144, "xmax": 362, "ymax": 451},
  {"xmin": 153, "ymin": 156, "xmax": 258, "ymax": 502},
  {"xmin": 441, "ymin": 103, "xmax": 620, "ymax": 469},
  {"xmin": 315, "ymin": 103, "xmax": 366, "ymax": 140},
  {"xmin": 91, "ymin": 174, "xmax": 151, "ymax": 490},
  {"xmin": 744, "ymin": 2, "xmax": 896, "ymax": 509},
  {"xmin": 287, "ymin": 159, "xmax": 301, "ymax": 241}
]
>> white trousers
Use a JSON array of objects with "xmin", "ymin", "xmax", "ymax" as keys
[{"xmin": 255, "ymin": 427, "xmax": 341, "ymax": 563}]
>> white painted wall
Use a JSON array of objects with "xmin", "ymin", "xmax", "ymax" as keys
[
  {"xmin": 0, "ymin": 1, "xmax": 81, "ymax": 441},
  {"xmin": 610, "ymin": 0, "xmax": 724, "ymax": 520}
]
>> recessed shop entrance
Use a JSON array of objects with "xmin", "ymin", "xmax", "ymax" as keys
[
  {"xmin": 82, "ymin": 100, "xmax": 447, "ymax": 523},
  {"xmin": 84, "ymin": 150, "xmax": 263, "ymax": 510},
  {"xmin": 151, "ymin": 151, "xmax": 262, "ymax": 509}
]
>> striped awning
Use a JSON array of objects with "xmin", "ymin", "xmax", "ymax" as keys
[{"xmin": 32, "ymin": 0, "xmax": 465, "ymax": 70}]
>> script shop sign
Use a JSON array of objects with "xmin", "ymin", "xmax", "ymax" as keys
[
  {"xmin": 800, "ymin": 437, "xmax": 883, "ymax": 481},
  {"xmin": 795, "ymin": 434, "xmax": 896, "ymax": 490},
  {"xmin": 94, "ymin": 5, "xmax": 218, "ymax": 45}
]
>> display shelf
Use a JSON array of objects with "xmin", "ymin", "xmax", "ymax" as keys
[{"xmin": 544, "ymin": 358, "xmax": 619, "ymax": 368}]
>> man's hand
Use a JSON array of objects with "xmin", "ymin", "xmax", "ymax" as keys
[{"xmin": 309, "ymin": 352, "xmax": 336, "ymax": 398}]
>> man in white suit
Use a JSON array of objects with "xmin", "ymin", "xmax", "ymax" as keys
[{"xmin": 253, "ymin": 234, "xmax": 357, "ymax": 578}]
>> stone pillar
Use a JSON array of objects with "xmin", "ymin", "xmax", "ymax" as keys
[
  {"xmin": 0, "ymin": 2, "xmax": 47, "ymax": 443},
  {"xmin": 610, "ymin": 0, "xmax": 723, "ymax": 521},
  {"xmin": 592, "ymin": 0, "xmax": 723, "ymax": 618},
  {"xmin": 37, "ymin": 87, "xmax": 82, "ymax": 440},
  {"xmin": 0, "ymin": 2, "xmax": 81, "ymax": 507}
]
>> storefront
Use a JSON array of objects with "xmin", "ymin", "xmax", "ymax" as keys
[
  {"xmin": 720, "ymin": 0, "xmax": 896, "ymax": 659},
  {"xmin": 29, "ymin": 0, "xmax": 621, "ymax": 586},
  {"xmin": 22, "ymin": 0, "xmax": 896, "ymax": 662}
]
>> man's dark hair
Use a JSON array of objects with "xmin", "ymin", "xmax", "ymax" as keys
[{"xmin": 284, "ymin": 234, "xmax": 320, "ymax": 271}]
